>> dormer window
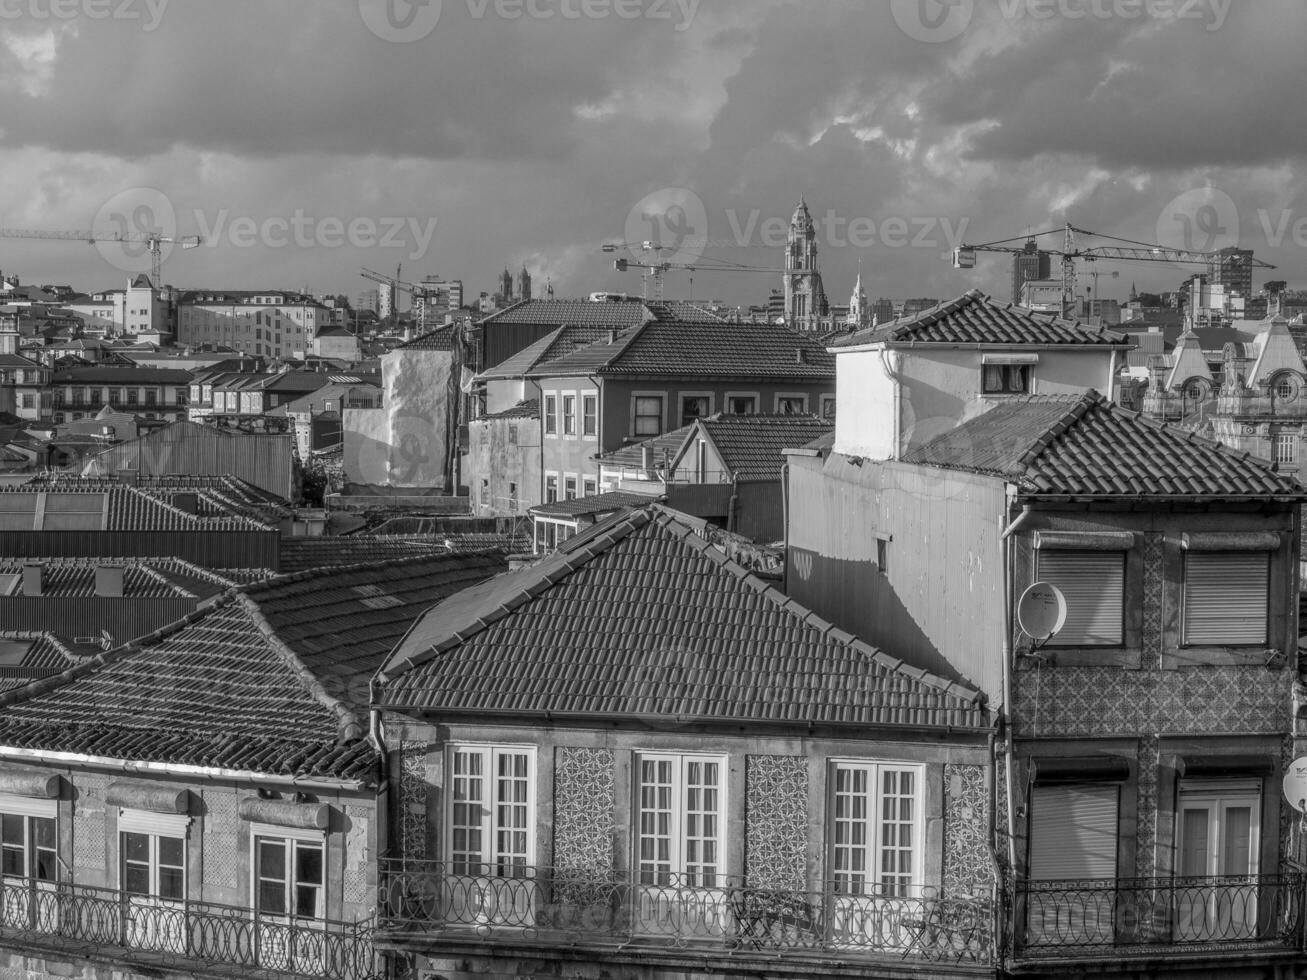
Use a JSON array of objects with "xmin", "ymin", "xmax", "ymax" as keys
[{"xmin": 981, "ymin": 353, "xmax": 1036, "ymax": 395}]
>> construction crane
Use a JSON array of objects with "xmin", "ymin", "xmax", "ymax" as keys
[
  {"xmin": 0, "ymin": 228, "xmax": 202, "ymax": 286},
  {"xmin": 601, "ymin": 242, "xmax": 781, "ymax": 300},
  {"xmin": 359, "ymin": 266, "xmax": 446, "ymax": 337},
  {"xmin": 951, "ymin": 222, "xmax": 1276, "ymax": 318}
]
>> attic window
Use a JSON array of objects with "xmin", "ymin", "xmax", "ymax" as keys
[{"xmin": 982, "ymin": 364, "xmax": 1030, "ymax": 395}]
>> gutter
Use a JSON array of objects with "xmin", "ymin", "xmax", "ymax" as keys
[
  {"xmin": 999, "ymin": 498, "xmax": 1033, "ymax": 878},
  {"xmin": 0, "ymin": 746, "xmax": 369, "ymax": 793}
]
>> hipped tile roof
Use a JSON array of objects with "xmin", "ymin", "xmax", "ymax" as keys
[
  {"xmin": 0, "ymin": 553, "xmax": 506, "ymax": 782},
  {"xmin": 529, "ymin": 319, "xmax": 836, "ymax": 380},
  {"xmin": 597, "ymin": 424, "xmax": 695, "ymax": 470},
  {"xmin": 903, "ymin": 390, "xmax": 1305, "ymax": 498},
  {"xmin": 694, "ymin": 414, "xmax": 834, "ymax": 482},
  {"xmin": 478, "ymin": 299, "xmax": 719, "ymax": 329},
  {"xmin": 833, "ymin": 289, "xmax": 1131, "ymax": 348},
  {"xmin": 529, "ymin": 490, "xmax": 655, "ymax": 519},
  {"xmin": 0, "ymin": 633, "xmax": 78, "ymax": 693},
  {"xmin": 478, "ymin": 326, "xmax": 615, "ymax": 381},
  {"xmin": 379, "ymin": 508, "xmax": 987, "ymax": 731},
  {"xmin": 0, "ymin": 486, "xmax": 272, "ymax": 532}
]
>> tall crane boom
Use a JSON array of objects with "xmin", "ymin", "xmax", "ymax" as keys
[
  {"xmin": 360, "ymin": 266, "xmax": 449, "ymax": 336},
  {"xmin": 951, "ymin": 222, "xmax": 1276, "ymax": 317},
  {"xmin": 602, "ymin": 242, "xmax": 780, "ymax": 300},
  {"xmin": 0, "ymin": 227, "xmax": 202, "ymax": 286}
]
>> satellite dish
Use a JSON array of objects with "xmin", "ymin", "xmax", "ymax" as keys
[
  {"xmin": 1017, "ymin": 582, "xmax": 1067, "ymax": 641},
  {"xmin": 1284, "ymin": 757, "xmax": 1307, "ymax": 812}
]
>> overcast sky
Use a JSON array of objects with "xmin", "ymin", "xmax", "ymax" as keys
[{"xmin": 2, "ymin": 0, "xmax": 1306, "ymax": 309}]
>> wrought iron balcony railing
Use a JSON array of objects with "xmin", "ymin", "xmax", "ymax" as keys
[
  {"xmin": 1013, "ymin": 874, "xmax": 1306, "ymax": 958},
  {"xmin": 377, "ymin": 860, "xmax": 994, "ymax": 965},
  {"xmin": 0, "ymin": 874, "xmax": 376, "ymax": 980}
]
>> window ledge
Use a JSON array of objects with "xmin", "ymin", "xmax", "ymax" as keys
[
  {"xmin": 1164, "ymin": 647, "xmax": 1282, "ymax": 669},
  {"xmin": 1017, "ymin": 648, "xmax": 1142, "ymax": 669}
]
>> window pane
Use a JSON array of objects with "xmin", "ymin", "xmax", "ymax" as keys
[
  {"xmin": 124, "ymin": 832, "xmax": 149, "ymax": 863},
  {"xmin": 296, "ymin": 844, "xmax": 324, "ymax": 886},
  {"xmin": 0, "ymin": 814, "xmax": 22, "ymax": 847},
  {"xmin": 258, "ymin": 840, "xmax": 286, "ymax": 881},
  {"xmin": 259, "ymin": 880, "xmax": 286, "ymax": 915},
  {"xmin": 294, "ymin": 883, "xmax": 321, "ymax": 918},
  {"xmin": 33, "ymin": 818, "xmax": 55, "ymax": 851},
  {"xmin": 158, "ymin": 836, "xmax": 184, "ymax": 868},
  {"xmin": 159, "ymin": 865, "xmax": 184, "ymax": 901},
  {"xmin": 124, "ymin": 864, "xmax": 150, "ymax": 896}
]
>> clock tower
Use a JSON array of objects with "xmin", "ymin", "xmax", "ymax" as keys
[{"xmin": 783, "ymin": 199, "xmax": 829, "ymax": 331}]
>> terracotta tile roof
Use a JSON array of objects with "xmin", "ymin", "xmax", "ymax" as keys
[
  {"xmin": 694, "ymin": 414, "xmax": 834, "ymax": 482},
  {"xmin": 478, "ymin": 299, "xmax": 719, "ymax": 329},
  {"xmin": 398, "ymin": 325, "xmax": 459, "ymax": 350},
  {"xmin": 51, "ymin": 366, "xmax": 193, "ymax": 384},
  {"xmin": 279, "ymin": 535, "xmax": 447, "ymax": 573},
  {"xmin": 378, "ymin": 508, "xmax": 987, "ymax": 730},
  {"xmin": 529, "ymin": 490, "xmax": 655, "ymax": 519},
  {"xmin": 28, "ymin": 474, "xmax": 292, "ymax": 524},
  {"xmin": 479, "ymin": 399, "xmax": 539, "ymax": 421},
  {"xmin": 902, "ymin": 390, "xmax": 1306, "ymax": 498},
  {"xmin": 0, "ymin": 633, "xmax": 78, "ymax": 693},
  {"xmin": 529, "ymin": 319, "xmax": 836, "ymax": 380},
  {"xmin": 832, "ymin": 290, "xmax": 1132, "ymax": 348},
  {"xmin": 0, "ymin": 553, "xmax": 505, "ymax": 781},
  {"xmin": 478, "ymin": 327, "xmax": 616, "ymax": 381},
  {"xmin": 0, "ymin": 486, "xmax": 272, "ymax": 532},
  {"xmin": 0, "ymin": 559, "xmax": 201, "ymax": 599},
  {"xmin": 597, "ymin": 424, "xmax": 696, "ymax": 470}
]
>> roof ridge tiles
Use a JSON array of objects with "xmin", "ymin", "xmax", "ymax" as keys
[
  {"xmin": 0, "ymin": 592, "xmax": 241, "ymax": 709},
  {"xmin": 236, "ymin": 594, "xmax": 365, "ymax": 747}
]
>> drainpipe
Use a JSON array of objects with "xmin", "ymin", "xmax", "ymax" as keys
[
  {"xmin": 368, "ymin": 678, "xmax": 390, "ymax": 863},
  {"xmin": 780, "ymin": 462, "xmax": 790, "ymax": 593},
  {"xmin": 1000, "ymin": 499, "xmax": 1032, "ymax": 881},
  {"xmin": 726, "ymin": 471, "xmax": 739, "ymax": 534}
]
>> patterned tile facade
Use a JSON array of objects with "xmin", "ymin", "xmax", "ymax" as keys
[
  {"xmin": 744, "ymin": 755, "xmax": 808, "ymax": 890},
  {"xmin": 72, "ymin": 774, "xmax": 107, "ymax": 881},
  {"xmin": 203, "ymin": 791, "xmax": 239, "ymax": 896},
  {"xmin": 399, "ymin": 741, "xmax": 430, "ymax": 861},
  {"xmin": 552, "ymin": 747, "xmax": 616, "ymax": 875},
  {"xmin": 344, "ymin": 804, "xmax": 371, "ymax": 906},
  {"xmin": 943, "ymin": 763, "xmax": 992, "ymax": 897},
  {"xmin": 1135, "ymin": 735, "xmax": 1159, "ymax": 879}
]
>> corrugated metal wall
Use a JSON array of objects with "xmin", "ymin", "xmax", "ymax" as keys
[
  {"xmin": 82, "ymin": 423, "xmax": 295, "ymax": 500},
  {"xmin": 0, "ymin": 531, "xmax": 281, "ymax": 570},
  {"xmin": 1, "ymin": 597, "xmax": 200, "ymax": 644}
]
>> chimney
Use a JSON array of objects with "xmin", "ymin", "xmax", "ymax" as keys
[
  {"xmin": 22, "ymin": 564, "xmax": 42, "ymax": 597},
  {"xmin": 641, "ymin": 444, "xmax": 654, "ymax": 473},
  {"xmin": 607, "ymin": 329, "xmax": 617, "ymax": 344},
  {"xmin": 172, "ymin": 491, "xmax": 199, "ymax": 515},
  {"xmin": 95, "ymin": 565, "xmax": 125, "ymax": 598}
]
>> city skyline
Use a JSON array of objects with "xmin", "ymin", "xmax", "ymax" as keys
[{"xmin": 1, "ymin": 1, "xmax": 1307, "ymax": 307}]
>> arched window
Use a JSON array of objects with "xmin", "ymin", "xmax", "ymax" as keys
[{"xmin": 1275, "ymin": 376, "xmax": 1296, "ymax": 401}]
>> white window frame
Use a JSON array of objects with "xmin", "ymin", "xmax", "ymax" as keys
[
  {"xmin": 774, "ymin": 393, "xmax": 809, "ymax": 415},
  {"xmin": 635, "ymin": 752, "xmax": 727, "ymax": 889},
  {"xmin": 827, "ymin": 760, "xmax": 924, "ymax": 898},
  {"xmin": 582, "ymin": 393, "xmax": 598, "ymax": 438},
  {"xmin": 564, "ymin": 475, "xmax": 578, "ymax": 501},
  {"xmin": 582, "ymin": 477, "xmax": 597, "ymax": 497},
  {"xmin": 0, "ymin": 793, "xmax": 57, "ymax": 882},
  {"xmin": 631, "ymin": 392, "xmax": 665, "ymax": 438},
  {"xmin": 1275, "ymin": 432, "xmax": 1296, "ymax": 464},
  {"xmin": 249, "ymin": 822, "xmax": 326, "ymax": 921},
  {"xmin": 544, "ymin": 472, "xmax": 559, "ymax": 505},
  {"xmin": 819, "ymin": 394, "xmax": 836, "ymax": 419},
  {"xmin": 724, "ymin": 391, "xmax": 759, "ymax": 415},
  {"xmin": 444, "ymin": 744, "xmax": 536, "ymax": 876},
  {"xmin": 119, "ymin": 809, "xmax": 189, "ymax": 903},
  {"xmin": 562, "ymin": 393, "xmax": 577, "ymax": 437},
  {"xmin": 543, "ymin": 393, "xmax": 558, "ymax": 435}
]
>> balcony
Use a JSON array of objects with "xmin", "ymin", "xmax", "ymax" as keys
[
  {"xmin": 1012, "ymin": 875, "xmax": 1305, "ymax": 962},
  {"xmin": 377, "ymin": 860, "xmax": 994, "ymax": 968},
  {"xmin": 0, "ymin": 874, "xmax": 375, "ymax": 980}
]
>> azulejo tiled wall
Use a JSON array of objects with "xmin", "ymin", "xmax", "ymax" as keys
[
  {"xmin": 553, "ymin": 747, "xmax": 615, "ymax": 875},
  {"xmin": 943, "ymin": 763, "xmax": 992, "ymax": 897},
  {"xmin": 745, "ymin": 755, "xmax": 808, "ymax": 890},
  {"xmin": 399, "ymin": 741, "xmax": 430, "ymax": 860}
]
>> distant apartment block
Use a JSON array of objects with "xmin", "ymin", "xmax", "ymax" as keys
[{"xmin": 176, "ymin": 290, "xmax": 329, "ymax": 359}]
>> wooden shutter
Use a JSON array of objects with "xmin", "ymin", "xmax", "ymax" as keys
[
  {"xmin": 1028, "ymin": 784, "xmax": 1119, "ymax": 880},
  {"xmin": 1182, "ymin": 552, "xmax": 1269, "ymax": 645},
  {"xmin": 1037, "ymin": 551, "xmax": 1124, "ymax": 646}
]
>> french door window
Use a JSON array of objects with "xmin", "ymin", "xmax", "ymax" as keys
[{"xmin": 1175, "ymin": 781, "xmax": 1260, "ymax": 941}]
